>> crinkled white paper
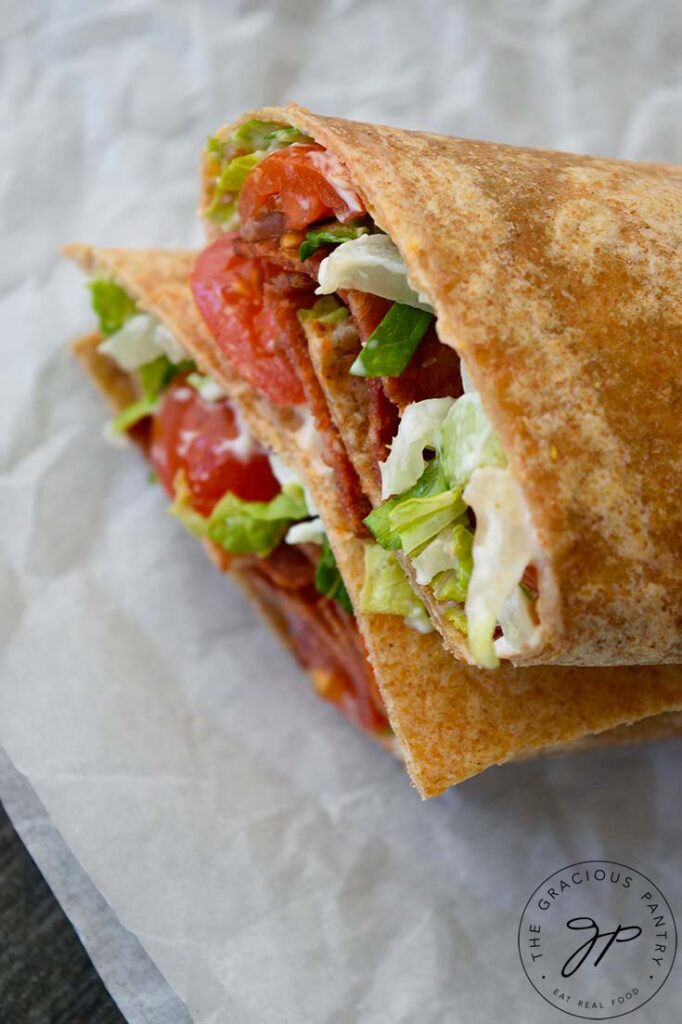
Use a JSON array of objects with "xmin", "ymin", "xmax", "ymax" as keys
[{"xmin": 2, "ymin": 2, "xmax": 682, "ymax": 1021}]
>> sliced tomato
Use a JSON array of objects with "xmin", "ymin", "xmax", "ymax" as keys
[
  {"xmin": 192, "ymin": 234, "xmax": 310, "ymax": 406},
  {"xmin": 150, "ymin": 375, "xmax": 280, "ymax": 516},
  {"xmin": 238, "ymin": 144, "xmax": 366, "ymax": 232}
]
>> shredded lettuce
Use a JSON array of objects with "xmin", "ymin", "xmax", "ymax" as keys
[
  {"xmin": 365, "ymin": 458, "xmax": 448, "ymax": 550},
  {"xmin": 437, "ymin": 392, "xmax": 506, "ymax": 490},
  {"xmin": 298, "ymin": 295, "xmax": 350, "ymax": 329},
  {"xmin": 110, "ymin": 397, "xmax": 157, "ymax": 435},
  {"xmin": 380, "ymin": 398, "xmax": 454, "ymax": 499},
  {"xmin": 207, "ymin": 483, "xmax": 309, "ymax": 557},
  {"xmin": 139, "ymin": 355, "xmax": 193, "ymax": 401},
  {"xmin": 108, "ymin": 356, "xmax": 194, "ymax": 436},
  {"xmin": 89, "ymin": 278, "xmax": 138, "ymax": 337},
  {"xmin": 218, "ymin": 152, "xmax": 263, "ymax": 193},
  {"xmin": 389, "ymin": 488, "xmax": 466, "ymax": 557},
  {"xmin": 205, "ymin": 120, "xmax": 311, "ymax": 225},
  {"xmin": 299, "ymin": 222, "xmax": 369, "ymax": 262},
  {"xmin": 350, "ymin": 303, "xmax": 433, "ymax": 378},
  {"xmin": 315, "ymin": 537, "xmax": 353, "ymax": 614},
  {"xmin": 441, "ymin": 605, "xmax": 468, "ymax": 634},
  {"xmin": 230, "ymin": 120, "xmax": 309, "ymax": 151},
  {"xmin": 360, "ymin": 544, "xmax": 428, "ymax": 623},
  {"xmin": 429, "ymin": 525, "xmax": 473, "ymax": 601},
  {"xmin": 411, "ymin": 527, "xmax": 456, "ymax": 585},
  {"xmin": 316, "ymin": 234, "xmax": 433, "ymax": 312}
]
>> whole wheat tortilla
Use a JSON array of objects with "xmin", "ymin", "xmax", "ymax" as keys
[
  {"xmin": 66, "ymin": 246, "xmax": 682, "ymax": 796},
  {"xmin": 202, "ymin": 107, "xmax": 682, "ymax": 669}
]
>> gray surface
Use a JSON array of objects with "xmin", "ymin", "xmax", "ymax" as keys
[
  {"xmin": 0, "ymin": 796, "xmax": 124, "ymax": 1023},
  {"xmin": 0, "ymin": 749, "xmax": 191, "ymax": 1024}
]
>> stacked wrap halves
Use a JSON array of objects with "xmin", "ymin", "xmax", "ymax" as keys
[{"xmin": 67, "ymin": 106, "xmax": 682, "ymax": 795}]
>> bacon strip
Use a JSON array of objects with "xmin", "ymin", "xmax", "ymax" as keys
[
  {"xmin": 238, "ymin": 238, "xmax": 372, "ymax": 535},
  {"xmin": 242, "ymin": 550, "xmax": 389, "ymax": 734},
  {"xmin": 234, "ymin": 238, "xmax": 462, "ymax": 528},
  {"xmin": 383, "ymin": 325, "xmax": 463, "ymax": 407}
]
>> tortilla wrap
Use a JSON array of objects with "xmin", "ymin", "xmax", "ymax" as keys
[
  {"xmin": 202, "ymin": 106, "xmax": 682, "ymax": 669},
  {"xmin": 66, "ymin": 246, "xmax": 682, "ymax": 795}
]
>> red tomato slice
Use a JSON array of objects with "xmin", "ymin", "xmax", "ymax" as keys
[
  {"xmin": 192, "ymin": 234, "xmax": 309, "ymax": 406},
  {"xmin": 238, "ymin": 144, "xmax": 366, "ymax": 231},
  {"xmin": 150, "ymin": 376, "xmax": 280, "ymax": 517}
]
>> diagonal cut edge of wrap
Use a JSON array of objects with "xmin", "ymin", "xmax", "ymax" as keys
[
  {"xmin": 199, "ymin": 105, "xmax": 682, "ymax": 669},
  {"xmin": 65, "ymin": 244, "xmax": 682, "ymax": 796}
]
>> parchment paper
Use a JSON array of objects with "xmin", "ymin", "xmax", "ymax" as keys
[{"xmin": 2, "ymin": 2, "xmax": 681, "ymax": 1021}]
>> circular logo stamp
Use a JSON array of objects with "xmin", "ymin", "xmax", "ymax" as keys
[{"xmin": 518, "ymin": 861, "xmax": 676, "ymax": 1019}]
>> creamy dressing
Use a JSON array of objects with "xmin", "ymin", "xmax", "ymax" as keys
[
  {"xmin": 270, "ymin": 452, "xmax": 318, "ymax": 516},
  {"xmin": 380, "ymin": 384, "xmax": 542, "ymax": 663},
  {"xmin": 285, "ymin": 517, "xmax": 325, "ymax": 545},
  {"xmin": 404, "ymin": 613, "xmax": 435, "ymax": 634},
  {"xmin": 317, "ymin": 234, "xmax": 433, "ymax": 312},
  {"xmin": 295, "ymin": 408, "xmax": 331, "ymax": 471},
  {"xmin": 99, "ymin": 314, "xmax": 189, "ymax": 369},
  {"xmin": 188, "ymin": 373, "xmax": 228, "ymax": 402},
  {"xmin": 494, "ymin": 586, "xmax": 542, "ymax": 659},
  {"xmin": 307, "ymin": 150, "xmax": 365, "ymax": 217},
  {"xmin": 463, "ymin": 466, "xmax": 542, "ymax": 667}
]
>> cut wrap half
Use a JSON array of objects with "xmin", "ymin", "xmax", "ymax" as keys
[
  {"xmin": 197, "ymin": 105, "xmax": 682, "ymax": 669},
  {"xmin": 65, "ymin": 245, "xmax": 682, "ymax": 796}
]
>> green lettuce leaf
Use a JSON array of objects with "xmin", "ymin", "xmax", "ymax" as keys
[
  {"xmin": 205, "ymin": 120, "xmax": 311, "ymax": 225},
  {"xmin": 431, "ymin": 523, "xmax": 474, "ymax": 604},
  {"xmin": 207, "ymin": 483, "xmax": 309, "ymax": 557},
  {"xmin": 138, "ymin": 355, "xmax": 195, "ymax": 403},
  {"xmin": 441, "ymin": 605, "xmax": 468, "ymax": 634},
  {"xmin": 298, "ymin": 296, "xmax": 350, "ymax": 330},
  {"xmin": 350, "ymin": 303, "xmax": 433, "ymax": 378},
  {"xmin": 359, "ymin": 544, "xmax": 430, "ymax": 629},
  {"xmin": 204, "ymin": 193, "xmax": 239, "ymax": 227},
  {"xmin": 110, "ymin": 397, "xmax": 157, "ymax": 434},
  {"xmin": 230, "ymin": 120, "xmax": 309, "ymax": 151},
  {"xmin": 389, "ymin": 489, "xmax": 466, "ymax": 556},
  {"xmin": 109, "ymin": 355, "xmax": 196, "ymax": 436},
  {"xmin": 216, "ymin": 152, "xmax": 264, "ymax": 192},
  {"xmin": 315, "ymin": 537, "xmax": 353, "ymax": 614},
  {"xmin": 299, "ymin": 222, "xmax": 369, "ymax": 262},
  {"xmin": 437, "ymin": 392, "xmax": 506, "ymax": 490},
  {"xmin": 89, "ymin": 278, "xmax": 138, "ymax": 337},
  {"xmin": 364, "ymin": 459, "xmax": 449, "ymax": 550}
]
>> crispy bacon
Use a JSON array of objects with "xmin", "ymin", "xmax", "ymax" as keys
[
  {"xmin": 239, "ymin": 211, "xmax": 288, "ymax": 242},
  {"xmin": 265, "ymin": 278, "xmax": 371, "ymax": 534},
  {"xmin": 232, "ymin": 238, "xmax": 372, "ymax": 535},
  {"xmin": 343, "ymin": 289, "xmax": 462, "ymax": 408},
  {"xmin": 342, "ymin": 289, "xmax": 391, "ymax": 341},
  {"xmin": 234, "ymin": 237, "xmax": 326, "ymax": 278},
  {"xmin": 237, "ymin": 555, "xmax": 389, "ymax": 736},
  {"xmin": 237, "ymin": 542, "xmax": 317, "ymax": 591},
  {"xmin": 366, "ymin": 379, "xmax": 399, "ymax": 466},
  {"xmin": 382, "ymin": 324, "xmax": 463, "ymax": 407},
  {"xmin": 266, "ymin": 575, "xmax": 388, "ymax": 733}
]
